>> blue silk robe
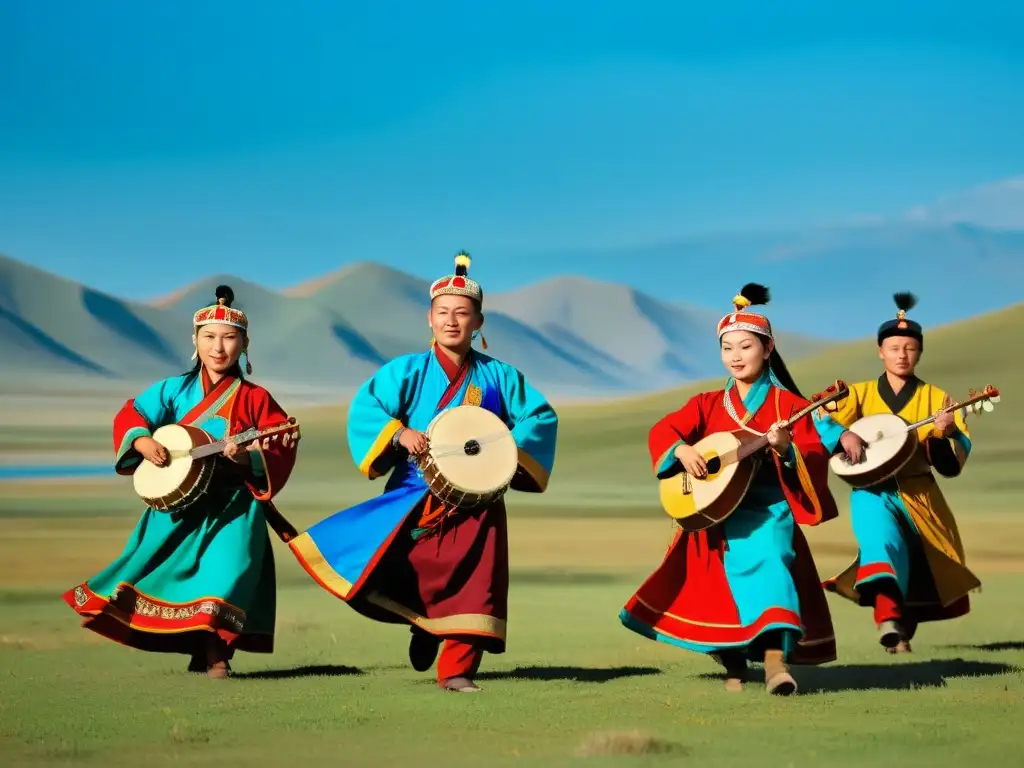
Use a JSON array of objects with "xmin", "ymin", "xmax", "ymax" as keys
[{"xmin": 290, "ymin": 347, "xmax": 558, "ymax": 651}]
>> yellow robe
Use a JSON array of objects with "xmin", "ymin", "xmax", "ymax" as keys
[{"xmin": 823, "ymin": 375, "xmax": 981, "ymax": 624}]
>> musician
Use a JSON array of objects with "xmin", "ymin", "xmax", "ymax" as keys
[
  {"xmin": 823, "ymin": 293, "xmax": 980, "ymax": 653},
  {"xmin": 62, "ymin": 285, "xmax": 300, "ymax": 678},
  {"xmin": 289, "ymin": 252, "xmax": 558, "ymax": 693},
  {"xmin": 620, "ymin": 284, "xmax": 863, "ymax": 695}
]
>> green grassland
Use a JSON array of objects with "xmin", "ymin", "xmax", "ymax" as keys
[{"xmin": 0, "ymin": 304, "xmax": 1021, "ymax": 766}]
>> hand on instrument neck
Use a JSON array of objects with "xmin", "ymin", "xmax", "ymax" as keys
[
  {"xmin": 766, "ymin": 420, "xmax": 792, "ymax": 456},
  {"xmin": 932, "ymin": 409, "xmax": 956, "ymax": 437},
  {"xmin": 222, "ymin": 441, "xmax": 251, "ymax": 465}
]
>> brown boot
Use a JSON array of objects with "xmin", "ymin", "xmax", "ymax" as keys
[
  {"xmin": 878, "ymin": 620, "xmax": 912, "ymax": 654},
  {"xmin": 717, "ymin": 652, "xmax": 748, "ymax": 692},
  {"xmin": 764, "ymin": 649, "xmax": 797, "ymax": 696},
  {"xmin": 441, "ymin": 676, "xmax": 481, "ymax": 693},
  {"xmin": 205, "ymin": 636, "xmax": 232, "ymax": 679}
]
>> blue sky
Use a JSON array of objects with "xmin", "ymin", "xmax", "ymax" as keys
[{"xmin": 1, "ymin": 1, "xmax": 1023, "ymax": 326}]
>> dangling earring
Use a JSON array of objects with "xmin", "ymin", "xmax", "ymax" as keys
[
  {"xmin": 190, "ymin": 334, "xmax": 198, "ymax": 361},
  {"xmin": 480, "ymin": 333, "xmax": 488, "ymax": 350},
  {"xmin": 244, "ymin": 350, "xmax": 253, "ymax": 375}
]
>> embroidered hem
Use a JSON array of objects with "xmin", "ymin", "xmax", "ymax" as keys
[{"xmin": 62, "ymin": 581, "xmax": 273, "ymax": 654}]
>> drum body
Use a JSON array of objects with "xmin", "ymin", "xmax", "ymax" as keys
[
  {"xmin": 418, "ymin": 406, "xmax": 519, "ymax": 510},
  {"xmin": 133, "ymin": 424, "xmax": 218, "ymax": 512},
  {"xmin": 829, "ymin": 413, "xmax": 919, "ymax": 488}
]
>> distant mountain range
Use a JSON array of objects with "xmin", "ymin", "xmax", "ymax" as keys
[
  {"xmin": 2, "ymin": 211, "xmax": 1022, "ymax": 398},
  {"xmin": 0, "ymin": 254, "xmax": 826, "ymax": 397}
]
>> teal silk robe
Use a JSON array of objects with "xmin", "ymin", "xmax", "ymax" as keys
[{"xmin": 62, "ymin": 369, "xmax": 298, "ymax": 656}]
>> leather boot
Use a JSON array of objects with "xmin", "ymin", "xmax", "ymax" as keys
[
  {"xmin": 764, "ymin": 649, "xmax": 797, "ymax": 696},
  {"xmin": 409, "ymin": 627, "xmax": 441, "ymax": 672},
  {"xmin": 878, "ymin": 620, "xmax": 912, "ymax": 654},
  {"xmin": 717, "ymin": 652, "xmax": 748, "ymax": 692},
  {"xmin": 441, "ymin": 676, "xmax": 482, "ymax": 693},
  {"xmin": 205, "ymin": 636, "xmax": 232, "ymax": 679}
]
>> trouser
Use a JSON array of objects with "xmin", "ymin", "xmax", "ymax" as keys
[{"xmin": 436, "ymin": 638, "xmax": 484, "ymax": 686}]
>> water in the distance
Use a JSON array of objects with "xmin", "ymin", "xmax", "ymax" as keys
[{"xmin": 0, "ymin": 465, "xmax": 112, "ymax": 481}]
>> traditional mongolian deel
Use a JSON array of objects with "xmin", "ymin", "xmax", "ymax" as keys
[
  {"xmin": 62, "ymin": 290, "xmax": 298, "ymax": 660},
  {"xmin": 620, "ymin": 285, "xmax": 845, "ymax": 671},
  {"xmin": 289, "ymin": 252, "xmax": 556, "ymax": 685},
  {"xmin": 290, "ymin": 346, "xmax": 557, "ymax": 650},
  {"xmin": 823, "ymin": 296, "xmax": 982, "ymax": 638}
]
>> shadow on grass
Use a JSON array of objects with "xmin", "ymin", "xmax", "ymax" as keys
[
  {"xmin": 233, "ymin": 664, "xmax": 365, "ymax": 680},
  {"xmin": 942, "ymin": 641, "xmax": 1024, "ymax": 653},
  {"xmin": 477, "ymin": 665, "xmax": 662, "ymax": 683},
  {"xmin": 698, "ymin": 658, "xmax": 1018, "ymax": 693}
]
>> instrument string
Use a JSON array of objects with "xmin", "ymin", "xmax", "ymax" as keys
[{"xmin": 427, "ymin": 429, "xmax": 514, "ymax": 459}]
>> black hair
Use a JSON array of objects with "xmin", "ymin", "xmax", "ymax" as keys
[
  {"xmin": 764, "ymin": 338, "xmax": 804, "ymax": 399},
  {"xmin": 182, "ymin": 284, "xmax": 246, "ymax": 383}
]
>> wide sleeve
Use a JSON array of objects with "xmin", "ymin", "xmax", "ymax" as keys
[
  {"xmin": 822, "ymin": 381, "xmax": 863, "ymax": 430},
  {"xmin": 920, "ymin": 390, "xmax": 971, "ymax": 478},
  {"xmin": 773, "ymin": 389, "xmax": 840, "ymax": 526},
  {"xmin": 498, "ymin": 363, "xmax": 558, "ymax": 493},
  {"xmin": 112, "ymin": 377, "xmax": 178, "ymax": 476},
  {"xmin": 648, "ymin": 395, "xmax": 706, "ymax": 479},
  {"xmin": 243, "ymin": 387, "xmax": 299, "ymax": 502},
  {"xmin": 346, "ymin": 357, "xmax": 412, "ymax": 480}
]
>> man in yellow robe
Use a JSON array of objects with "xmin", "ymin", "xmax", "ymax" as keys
[{"xmin": 823, "ymin": 293, "xmax": 981, "ymax": 653}]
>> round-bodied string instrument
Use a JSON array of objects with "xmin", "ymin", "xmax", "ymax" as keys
[
  {"xmin": 659, "ymin": 381, "xmax": 850, "ymax": 531},
  {"xmin": 417, "ymin": 405, "xmax": 518, "ymax": 510},
  {"xmin": 133, "ymin": 419, "xmax": 301, "ymax": 511},
  {"xmin": 829, "ymin": 385, "xmax": 1000, "ymax": 488}
]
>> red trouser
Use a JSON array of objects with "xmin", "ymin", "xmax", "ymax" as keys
[
  {"xmin": 873, "ymin": 583, "xmax": 903, "ymax": 625},
  {"xmin": 436, "ymin": 639, "xmax": 484, "ymax": 686}
]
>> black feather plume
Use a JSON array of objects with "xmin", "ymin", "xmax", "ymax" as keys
[
  {"xmin": 893, "ymin": 292, "xmax": 917, "ymax": 312},
  {"xmin": 739, "ymin": 283, "xmax": 770, "ymax": 307},
  {"xmin": 215, "ymin": 284, "xmax": 235, "ymax": 307}
]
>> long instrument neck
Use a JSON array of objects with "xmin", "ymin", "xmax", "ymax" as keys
[
  {"xmin": 903, "ymin": 391, "xmax": 992, "ymax": 432},
  {"xmin": 735, "ymin": 392, "xmax": 843, "ymax": 461},
  {"xmin": 191, "ymin": 434, "xmax": 241, "ymax": 459}
]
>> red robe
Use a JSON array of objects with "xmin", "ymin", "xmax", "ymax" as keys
[{"xmin": 621, "ymin": 385, "xmax": 839, "ymax": 665}]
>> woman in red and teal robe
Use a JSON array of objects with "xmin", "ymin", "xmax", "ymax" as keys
[
  {"xmin": 620, "ymin": 284, "xmax": 862, "ymax": 695},
  {"xmin": 289, "ymin": 253, "xmax": 558, "ymax": 693},
  {"xmin": 62, "ymin": 286, "xmax": 300, "ymax": 678}
]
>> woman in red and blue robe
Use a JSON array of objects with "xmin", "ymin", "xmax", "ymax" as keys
[{"xmin": 620, "ymin": 284, "xmax": 862, "ymax": 695}]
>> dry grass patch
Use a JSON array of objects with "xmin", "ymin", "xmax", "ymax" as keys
[{"xmin": 574, "ymin": 729, "xmax": 686, "ymax": 757}]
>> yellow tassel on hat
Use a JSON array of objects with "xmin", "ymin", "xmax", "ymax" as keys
[
  {"xmin": 732, "ymin": 294, "xmax": 751, "ymax": 311},
  {"xmin": 454, "ymin": 252, "xmax": 471, "ymax": 270}
]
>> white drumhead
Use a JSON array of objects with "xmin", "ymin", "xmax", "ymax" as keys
[
  {"xmin": 426, "ymin": 406, "xmax": 518, "ymax": 494},
  {"xmin": 829, "ymin": 413, "xmax": 910, "ymax": 476},
  {"xmin": 133, "ymin": 424, "xmax": 194, "ymax": 498}
]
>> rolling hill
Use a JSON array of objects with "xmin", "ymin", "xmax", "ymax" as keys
[{"xmin": 0, "ymin": 254, "xmax": 829, "ymax": 397}]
